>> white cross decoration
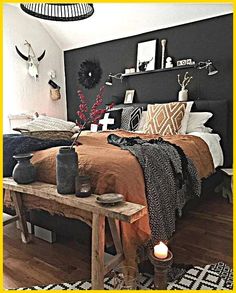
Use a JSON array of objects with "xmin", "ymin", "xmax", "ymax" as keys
[{"xmin": 99, "ymin": 113, "xmax": 114, "ymax": 131}]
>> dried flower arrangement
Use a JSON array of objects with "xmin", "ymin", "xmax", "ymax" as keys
[{"xmin": 71, "ymin": 86, "xmax": 114, "ymax": 148}]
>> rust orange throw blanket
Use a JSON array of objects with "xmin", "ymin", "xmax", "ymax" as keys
[{"xmin": 21, "ymin": 131, "xmax": 215, "ymax": 268}]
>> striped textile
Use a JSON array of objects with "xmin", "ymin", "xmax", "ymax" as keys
[{"xmin": 17, "ymin": 115, "xmax": 76, "ymax": 132}]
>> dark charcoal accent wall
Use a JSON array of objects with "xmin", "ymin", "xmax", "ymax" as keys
[{"xmin": 64, "ymin": 14, "xmax": 232, "ymax": 166}]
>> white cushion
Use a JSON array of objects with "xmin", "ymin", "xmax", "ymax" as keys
[
  {"xmin": 136, "ymin": 111, "xmax": 147, "ymax": 132},
  {"xmin": 19, "ymin": 115, "xmax": 76, "ymax": 132},
  {"xmin": 186, "ymin": 112, "xmax": 213, "ymax": 133},
  {"xmin": 178, "ymin": 101, "xmax": 194, "ymax": 134},
  {"xmin": 202, "ymin": 126, "xmax": 213, "ymax": 133}
]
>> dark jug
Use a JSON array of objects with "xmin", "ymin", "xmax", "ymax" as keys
[
  {"xmin": 12, "ymin": 153, "xmax": 36, "ymax": 184},
  {"xmin": 56, "ymin": 147, "xmax": 78, "ymax": 194}
]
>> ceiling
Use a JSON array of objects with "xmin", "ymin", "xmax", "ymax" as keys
[{"xmin": 14, "ymin": 3, "xmax": 233, "ymax": 51}]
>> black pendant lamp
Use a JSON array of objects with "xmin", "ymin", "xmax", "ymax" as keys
[{"xmin": 20, "ymin": 3, "xmax": 94, "ymax": 22}]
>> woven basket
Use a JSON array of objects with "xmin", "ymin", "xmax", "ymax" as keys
[
  {"xmin": 50, "ymin": 88, "xmax": 61, "ymax": 101},
  {"xmin": 13, "ymin": 128, "xmax": 74, "ymax": 141}
]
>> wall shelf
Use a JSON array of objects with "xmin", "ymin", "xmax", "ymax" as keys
[{"xmin": 122, "ymin": 65, "xmax": 195, "ymax": 78}]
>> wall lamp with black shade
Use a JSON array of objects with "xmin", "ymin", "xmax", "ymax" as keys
[
  {"xmin": 195, "ymin": 60, "xmax": 218, "ymax": 76},
  {"xmin": 105, "ymin": 73, "xmax": 123, "ymax": 86}
]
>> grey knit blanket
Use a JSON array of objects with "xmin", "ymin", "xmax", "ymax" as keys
[{"xmin": 107, "ymin": 134, "xmax": 201, "ymax": 244}]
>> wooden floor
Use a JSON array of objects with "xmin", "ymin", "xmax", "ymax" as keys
[
  {"xmin": 169, "ymin": 193, "xmax": 233, "ymax": 267},
  {"xmin": 4, "ymin": 193, "xmax": 232, "ymax": 289}
]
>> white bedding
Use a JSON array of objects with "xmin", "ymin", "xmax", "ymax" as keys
[
  {"xmin": 135, "ymin": 129, "xmax": 224, "ymax": 168},
  {"xmin": 187, "ymin": 132, "xmax": 224, "ymax": 168}
]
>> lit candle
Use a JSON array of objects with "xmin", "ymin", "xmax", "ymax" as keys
[{"xmin": 154, "ymin": 242, "xmax": 168, "ymax": 259}]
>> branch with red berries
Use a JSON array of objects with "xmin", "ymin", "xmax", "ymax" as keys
[{"xmin": 70, "ymin": 86, "xmax": 114, "ymax": 149}]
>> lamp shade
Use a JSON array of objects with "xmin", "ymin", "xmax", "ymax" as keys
[
  {"xmin": 208, "ymin": 63, "xmax": 218, "ymax": 76},
  {"xmin": 20, "ymin": 3, "xmax": 94, "ymax": 22},
  {"xmin": 196, "ymin": 60, "xmax": 218, "ymax": 76},
  {"xmin": 105, "ymin": 75, "xmax": 113, "ymax": 86},
  {"xmin": 105, "ymin": 72, "xmax": 123, "ymax": 86}
]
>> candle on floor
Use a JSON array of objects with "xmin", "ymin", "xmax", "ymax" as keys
[{"xmin": 154, "ymin": 241, "xmax": 168, "ymax": 259}]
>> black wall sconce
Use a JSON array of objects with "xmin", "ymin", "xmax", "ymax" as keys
[
  {"xmin": 105, "ymin": 73, "xmax": 123, "ymax": 86},
  {"xmin": 196, "ymin": 60, "xmax": 218, "ymax": 76}
]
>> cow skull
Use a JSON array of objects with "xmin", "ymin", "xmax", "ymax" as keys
[{"xmin": 15, "ymin": 40, "xmax": 46, "ymax": 80}]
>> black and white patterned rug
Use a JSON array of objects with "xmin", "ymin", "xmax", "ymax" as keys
[{"xmin": 14, "ymin": 262, "xmax": 233, "ymax": 291}]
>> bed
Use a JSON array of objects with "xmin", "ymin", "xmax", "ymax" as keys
[{"xmin": 4, "ymin": 99, "xmax": 229, "ymax": 269}]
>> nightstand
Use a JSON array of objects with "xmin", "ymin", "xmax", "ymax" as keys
[{"xmin": 221, "ymin": 168, "xmax": 233, "ymax": 204}]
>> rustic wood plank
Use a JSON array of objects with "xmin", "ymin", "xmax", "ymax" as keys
[
  {"xmin": 108, "ymin": 218, "xmax": 123, "ymax": 255},
  {"xmin": 10, "ymin": 192, "xmax": 31, "ymax": 244},
  {"xmin": 3, "ymin": 215, "xmax": 19, "ymax": 226},
  {"xmin": 91, "ymin": 213, "xmax": 105, "ymax": 290},
  {"xmin": 18, "ymin": 194, "xmax": 93, "ymax": 228},
  {"xmin": 3, "ymin": 178, "xmax": 146, "ymax": 223},
  {"xmin": 104, "ymin": 253, "xmax": 124, "ymax": 275},
  {"xmin": 4, "ymin": 189, "xmax": 11, "ymax": 201}
]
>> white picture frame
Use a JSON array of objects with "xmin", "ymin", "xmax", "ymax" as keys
[
  {"xmin": 124, "ymin": 90, "xmax": 135, "ymax": 104},
  {"xmin": 136, "ymin": 40, "xmax": 156, "ymax": 72}
]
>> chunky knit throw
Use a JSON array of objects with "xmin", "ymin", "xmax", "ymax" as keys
[{"xmin": 108, "ymin": 134, "xmax": 201, "ymax": 243}]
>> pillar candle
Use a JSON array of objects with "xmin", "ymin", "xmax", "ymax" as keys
[{"xmin": 154, "ymin": 241, "xmax": 168, "ymax": 259}]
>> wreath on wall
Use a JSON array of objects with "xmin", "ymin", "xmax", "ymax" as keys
[{"xmin": 78, "ymin": 60, "xmax": 102, "ymax": 89}]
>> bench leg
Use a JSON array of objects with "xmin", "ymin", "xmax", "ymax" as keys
[
  {"xmin": 91, "ymin": 213, "xmax": 105, "ymax": 290},
  {"xmin": 108, "ymin": 219, "xmax": 137, "ymax": 289},
  {"xmin": 108, "ymin": 218, "xmax": 123, "ymax": 255},
  {"xmin": 11, "ymin": 191, "xmax": 31, "ymax": 244}
]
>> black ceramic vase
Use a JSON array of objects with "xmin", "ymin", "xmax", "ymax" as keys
[
  {"xmin": 12, "ymin": 153, "xmax": 36, "ymax": 184},
  {"xmin": 56, "ymin": 147, "xmax": 78, "ymax": 194}
]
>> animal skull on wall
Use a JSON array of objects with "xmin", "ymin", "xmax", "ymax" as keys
[{"xmin": 15, "ymin": 40, "xmax": 46, "ymax": 80}]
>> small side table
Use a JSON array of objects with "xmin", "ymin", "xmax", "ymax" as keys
[{"xmin": 221, "ymin": 168, "xmax": 233, "ymax": 204}]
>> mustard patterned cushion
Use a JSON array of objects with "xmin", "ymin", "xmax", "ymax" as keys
[{"xmin": 145, "ymin": 102, "xmax": 187, "ymax": 135}]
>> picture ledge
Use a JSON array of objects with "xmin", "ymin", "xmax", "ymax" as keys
[{"xmin": 122, "ymin": 65, "xmax": 194, "ymax": 77}]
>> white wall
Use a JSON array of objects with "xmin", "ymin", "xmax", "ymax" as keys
[
  {"xmin": 3, "ymin": 4, "xmax": 67, "ymax": 133},
  {"xmin": 40, "ymin": 3, "xmax": 233, "ymax": 51},
  {"xmin": 3, "ymin": 3, "xmax": 233, "ymax": 133}
]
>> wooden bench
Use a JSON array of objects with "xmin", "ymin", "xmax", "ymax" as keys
[{"xmin": 3, "ymin": 177, "xmax": 147, "ymax": 289}]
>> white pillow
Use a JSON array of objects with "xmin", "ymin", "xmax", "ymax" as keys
[
  {"xmin": 71, "ymin": 125, "xmax": 81, "ymax": 133},
  {"xmin": 186, "ymin": 112, "xmax": 213, "ymax": 133},
  {"xmin": 136, "ymin": 111, "xmax": 147, "ymax": 132},
  {"xmin": 194, "ymin": 126, "xmax": 213, "ymax": 133},
  {"xmin": 203, "ymin": 126, "xmax": 213, "ymax": 133},
  {"xmin": 18, "ymin": 115, "xmax": 76, "ymax": 132},
  {"xmin": 178, "ymin": 101, "xmax": 194, "ymax": 134}
]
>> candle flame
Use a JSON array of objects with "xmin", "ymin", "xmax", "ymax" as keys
[{"xmin": 158, "ymin": 241, "xmax": 168, "ymax": 248}]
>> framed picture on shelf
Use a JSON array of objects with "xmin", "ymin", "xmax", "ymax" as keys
[
  {"xmin": 136, "ymin": 39, "xmax": 156, "ymax": 72},
  {"xmin": 124, "ymin": 90, "xmax": 135, "ymax": 104}
]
